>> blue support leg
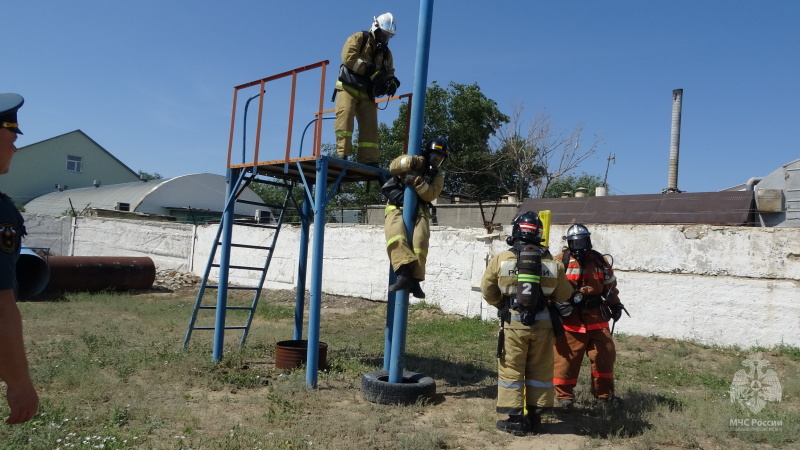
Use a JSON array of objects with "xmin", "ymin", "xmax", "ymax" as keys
[
  {"xmin": 383, "ymin": 265, "xmax": 397, "ymax": 370},
  {"xmin": 294, "ymin": 190, "xmax": 312, "ymax": 340},
  {"xmin": 306, "ymin": 157, "xmax": 328, "ymax": 388},
  {"xmin": 213, "ymin": 168, "xmax": 239, "ymax": 363}
]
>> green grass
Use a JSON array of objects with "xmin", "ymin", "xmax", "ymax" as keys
[{"xmin": 1, "ymin": 290, "xmax": 798, "ymax": 449}]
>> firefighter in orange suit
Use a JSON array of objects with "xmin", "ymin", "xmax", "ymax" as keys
[
  {"xmin": 383, "ymin": 138, "xmax": 448, "ymax": 299},
  {"xmin": 334, "ymin": 12, "xmax": 400, "ymax": 166},
  {"xmin": 482, "ymin": 211, "xmax": 573, "ymax": 436},
  {"xmin": 553, "ymin": 223, "xmax": 626, "ymax": 408}
]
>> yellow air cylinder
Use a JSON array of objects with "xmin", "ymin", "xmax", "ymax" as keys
[{"xmin": 539, "ymin": 210, "xmax": 551, "ymax": 248}]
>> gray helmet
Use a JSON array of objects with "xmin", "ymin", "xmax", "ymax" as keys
[{"xmin": 566, "ymin": 223, "xmax": 592, "ymax": 257}]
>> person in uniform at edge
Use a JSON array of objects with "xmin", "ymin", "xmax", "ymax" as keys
[
  {"xmin": 0, "ymin": 93, "xmax": 39, "ymax": 425},
  {"xmin": 481, "ymin": 211, "xmax": 573, "ymax": 436},
  {"xmin": 334, "ymin": 12, "xmax": 399, "ymax": 166},
  {"xmin": 384, "ymin": 138, "xmax": 448, "ymax": 300},
  {"xmin": 553, "ymin": 223, "xmax": 625, "ymax": 408}
]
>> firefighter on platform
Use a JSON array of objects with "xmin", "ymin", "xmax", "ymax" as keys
[
  {"xmin": 383, "ymin": 138, "xmax": 448, "ymax": 299},
  {"xmin": 333, "ymin": 12, "xmax": 400, "ymax": 166},
  {"xmin": 553, "ymin": 223, "xmax": 626, "ymax": 408},
  {"xmin": 481, "ymin": 211, "xmax": 573, "ymax": 436}
]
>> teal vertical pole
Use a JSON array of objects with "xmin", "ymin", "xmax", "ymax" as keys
[
  {"xmin": 383, "ymin": 269, "xmax": 396, "ymax": 370},
  {"xmin": 388, "ymin": 0, "xmax": 434, "ymax": 384},
  {"xmin": 294, "ymin": 190, "xmax": 312, "ymax": 340},
  {"xmin": 213, "ymin": 168, "xmax": 239, "ymax": 362},
  {"xmin": 306, "ymin": 157, "xmax": 328, "ymax": 388}
]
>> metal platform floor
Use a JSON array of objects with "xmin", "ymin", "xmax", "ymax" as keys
[{"xmin": 229, "ymin": 155, "xmax": 391, "ymax": 185}]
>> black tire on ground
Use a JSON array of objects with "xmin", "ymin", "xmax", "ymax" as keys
[{"xmin": 360, "ymin": 370, "xmax": 436, "ymax": 405}]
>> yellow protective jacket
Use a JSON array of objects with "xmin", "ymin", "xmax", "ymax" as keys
[
  {"xmin": 481, "ymin": 247, "xmax": 573, "ymax": 328},
  {"xmin": 336, "ymin": 31, "xmax": 395, "ymax": 99}
]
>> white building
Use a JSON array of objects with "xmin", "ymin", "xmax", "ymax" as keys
[{"xmin": 24, "ymin": 173, "xmax": 268, "ymax": 223}]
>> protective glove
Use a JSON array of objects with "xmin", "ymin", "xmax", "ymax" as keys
[
  {"xmin": 403, "ymin": 174, "xmax": 419, "ymax": 186},
  {"xmin": 609, "ymin": 303, "xmax": 624, "ymax": 322},
  {"xmin": 366, "ymin": 62, "xmax": 377, "ymax": 77},
  {"xmin": 497, "ymin": 306, "xmax": 511, "ymax": 324},
  {"xmin": 387, "ymin": 77, "xmax": 400, "ymax": 96},
  {"xmin": 556, "ymin": 301, "xmax": 573, "ymax": 317},
  {"xmin": 410, "ymin": 155, "xmax": 426, "ymax": 171}
]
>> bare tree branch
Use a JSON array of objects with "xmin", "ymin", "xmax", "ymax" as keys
[{"xmin": 492, "ymin": 105, "xmax": 600, "ymax": 200}]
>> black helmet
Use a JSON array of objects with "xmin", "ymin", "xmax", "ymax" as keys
[
  {"xmin": 506, "ymin": 211, "xmax": 543, "ymax": 245},
  {"xmin": 565, "ymin": 223, "xmax": 592, "ymax": 260},
  {"xmin": 421, "ymin": 138, "xmax": 449, "ymax": 170}
]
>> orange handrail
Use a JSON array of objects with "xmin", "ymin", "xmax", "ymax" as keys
[
  {"xmin": 226, "ymin": 60, "xmax": 330, "ymax": 168},
  {"xmin": 316, "ymin": 92, "xmax": 413, "ymax": 155},
  {"xmin": 226, "ymin": 61, "xmax": 414, "ymax": 168}
]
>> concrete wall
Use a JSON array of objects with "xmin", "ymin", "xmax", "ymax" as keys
[
  {"xmin": 365, "ymin": 202, "xmax": 522, "ymax": 230},
  {"xmin": 23, "ymin": 214, "xmax": 800, "ymax": 349}
]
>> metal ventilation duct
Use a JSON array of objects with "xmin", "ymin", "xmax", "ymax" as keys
[{"xmin": 664, "ymin": 89, "xmax": 683, "ymax": 193}]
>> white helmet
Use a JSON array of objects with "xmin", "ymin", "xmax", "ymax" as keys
[{"xmin": 371, "ymin": 12, "xmax": 396, "ymax": 38}]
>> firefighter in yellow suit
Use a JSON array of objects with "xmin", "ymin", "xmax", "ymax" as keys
[
  {"xmin": 481, "ymin": 211, "xmax": 573, "ymax": 436},
  {"xmin": 384, "ymin": 138, "xmax": 448, "ymax": 299},
  {"xmin": 334, "ymin": 12, "xmax": 399, "ymax": 166}
]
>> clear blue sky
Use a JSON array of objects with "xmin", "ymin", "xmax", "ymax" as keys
[{"xmin": 8, "ymin": 1, "xmax": 799, "ymax": 195}]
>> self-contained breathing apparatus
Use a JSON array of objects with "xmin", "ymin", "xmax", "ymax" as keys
[
  {"xmin": 511, "ymin": 242, "xmax": 546, "ymax": 324},
  {"xmin": 335, "ymin": 31, "xmax": 400, "ymax": 101}
]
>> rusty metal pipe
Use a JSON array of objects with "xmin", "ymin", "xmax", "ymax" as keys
[
  {"xmin": 17, "ymin": 249, "xmax": 51, "ymax": 299},
  {"xmin": 45, "ymin": 256, "xmax": 155, "ymax": 292}
]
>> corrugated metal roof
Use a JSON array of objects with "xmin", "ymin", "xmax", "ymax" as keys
[
  {"xmin": 519, "ymin": 191, "xmax": 756, "ymax": 226},
  {"xmin": 24, "ymin": 173, "xmax": 264, "ymax": 217},
  {"xmin": 25, "ymin": 179, "xmax": 164, "ymax": 215}
]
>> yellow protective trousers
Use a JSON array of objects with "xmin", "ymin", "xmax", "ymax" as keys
[
  {"xmin": 334, "ymin": 87, "xmax": 378, "ymax": 164},
  {"xmin": 553, "ymin": 327, "xmax": 616, "ymax": 400},
  {"xmin": 496, "ymin": 313, "xmax": 555, "ymax": 415},
  {"xmin": 384, "ymin": 204, "xmax": 430, "ymax": 281}
]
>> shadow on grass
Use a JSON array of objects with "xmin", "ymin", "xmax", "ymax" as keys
[
  {"xmin": 22, "ymin": 288, "xmax": 161, "ymax": 302},
  {"xmin": 354, "ymin": 353, "xmax": 498, "ymax": 404},
  {"xmin": 20, "ymin": 290, "xmax": 69, "ymax": 302},
  {"xmin": 550, "ymin": 390, "xmax": 683, "ymax": 438}
]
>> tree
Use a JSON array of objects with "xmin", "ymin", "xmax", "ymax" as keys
[
  {"xmin": 137, "ymin": 170, "xmax": 162, "ymax": 181},
  {"xmin": 543, "ymin": 173, "xmax": 605, "ymax": 198},
  {"xmin": 493, "ymin": 105, "xmax": 601, "ymax": 200},
  {"xmin": 380, "ymin": 81, "xmax": 509, "ymax": 199}
]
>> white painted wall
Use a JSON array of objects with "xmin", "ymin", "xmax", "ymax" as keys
[{"xmin": 22, "ymin": 215, "xmax": 800, "ymax": 348}]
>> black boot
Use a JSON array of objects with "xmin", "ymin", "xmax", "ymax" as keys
[
  {"xmin": 409, "ymin": 280, "xmax": 426, "ymax": 299},
  {"xmin": 388, "ymin": 264, "xmax": 414, "ymax": 293},
  {"xmin": 527, "ymin": 412, "xmax": 542, "ymax": 435},
  {"xmin": 496, "ymin": 415, "xmax": 529, "ymax": 437}
]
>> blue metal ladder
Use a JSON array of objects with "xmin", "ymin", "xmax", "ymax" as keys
[{"xmin": 182, "ymin": 169, "xmax": 298, "ymax": 349}]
